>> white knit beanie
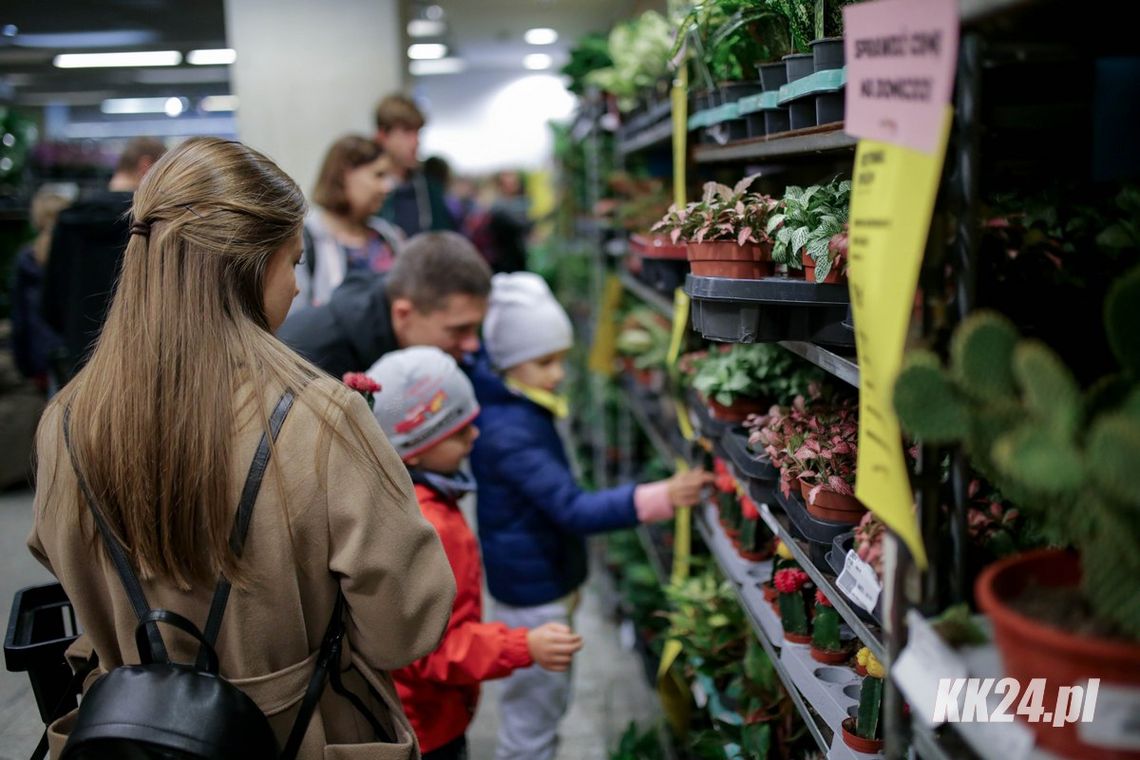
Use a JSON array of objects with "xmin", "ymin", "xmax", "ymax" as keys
[
  {"xmin": 366, "ymin": 346, "xmax": 480, "ymax": 460},
  {"xmin": 483, "ymin": 272, "xmax": 574, "ymax": 370}
]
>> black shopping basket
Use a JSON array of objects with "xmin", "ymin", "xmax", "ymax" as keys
[{"xmin": 4, "ymin": 582, "xmax": 83, "ymax": 724}]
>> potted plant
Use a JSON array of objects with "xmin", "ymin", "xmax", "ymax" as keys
[
  {"xmin": 767, "ymin": 180, "xmax": 852, "ymax": 283},
  {"xmin": 692, "ymin": 344, "xmax": 791, "ymax": 422},
  {"xmin": 616, "ymin": 308, "xmax": 670, "ymax": 388},
  {"xmin": 853, "ymin": 645, "xmax": 872, "ymax": 677},
  {"xmin": 810, "ymin": 590, "xmax": 850, "ymax": 664},
  {"xmin": 763, "ymin": 539, "xmax": 796, "ymax": 610},
  {"xmin": 892, "ymin": 267, "xmax": 1140, "ymax": 759},
  {"xmin": 792, "ymin": 400, "xmax": 865, "ymax": 523},
  {"xmin": 714, "ymin": 458, "xmax": 743, "ymax": 537},
  {"xmin": 854, "ymin": 512, "xmax": 885, "ymax": 581},
  {"xmin": 774, "ymin": 567, "xmax": 813, "ymax": 643},
  {"xmin": 652, "ymin": 175, "xmax": 779, "ymax": 280},
  {"xmin": 737, "ymin": 493, "xmax": 775, "ymax": 561},
  {"xmin": 585, "ymin": 11, "xmax": 673, "ymax": 114},
  {"xmin": 842, "ymin": 651, "xmax": 885, "ymax": 753}
]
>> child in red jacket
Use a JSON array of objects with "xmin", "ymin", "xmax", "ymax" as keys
[{"xmin": 366, "ymin": 346, "xmax": 583, "ymax": 760}]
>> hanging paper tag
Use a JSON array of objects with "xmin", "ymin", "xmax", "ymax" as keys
[{"xmin": 836, "ymin": 549, "xmax": 882, "ymax": 612}]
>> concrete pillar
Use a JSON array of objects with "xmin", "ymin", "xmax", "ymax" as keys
[{"xmin": 224, "ymin": 0, "xmax": 404, "ymax": 196}]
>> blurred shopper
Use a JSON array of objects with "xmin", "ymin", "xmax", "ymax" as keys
[
  {"xmin": 10, "ymin": 188, "xmax": 70, "ymax": 391},
  {"xmin": 487, "ymin": 170, "xmax": 532, "ymax": 273},
  {"xmin": 368, "ymin": 347, "xmax": 583, "ymax": 760},
  {"xmin": 468, "ymin": 272, "xmax": 715, "ymax": 760},
  {"xmin": 295, "ymin": 135, "xmax": 405, "ymax": 310},
  {"xmin": 29, "ymin": 137, "xmax": 454, "ymax": 759},
  {"xmin": 40, "ymin": 136, "xmax": 166, "ymax": 381},
  {"xmin": 279, "ymin": 231, "xmax": 491, "ymax": 377},
  {"xmin": 423, "ymin": 155, "xmax": 476, "ymax": 232},
  {"xmin": 374, "ymin": 94, "xmax": 455, "ymax": 236}
]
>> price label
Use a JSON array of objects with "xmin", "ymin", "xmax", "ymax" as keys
[
  {"xmin": 1080, "ymin": 682, "xmax": 1140, "ymax": 751},
  {"xmin": 836, "ymin": 549, "xmax": 882, "ymax": 612}
]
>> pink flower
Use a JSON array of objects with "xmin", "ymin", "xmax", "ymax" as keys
[
  {"xmin": 816, "ymin": 589, "xmax": 831, "ymax": 607},
  {"xmin": 774, "ymin": 568, "xmax": 810, "ymax": 594},
  {"xmin": 343, "ymin": 372, "xmax": 381, "ymax": 394}
]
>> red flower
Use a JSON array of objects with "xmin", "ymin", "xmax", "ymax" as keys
[
  {"xmin": 774, "ymin": 568, "xmax": 809, "ymax": 594},
  {"xmin": 343, "ymin": 372, "xmax": 381, "ymax": 394},
  {"xmin": 816, "ymin": 589, "xmax": 832, "ymax": 607},
  {"xmin": 741, "ymin": 495, "xmax": 759, "ymax": 520}
]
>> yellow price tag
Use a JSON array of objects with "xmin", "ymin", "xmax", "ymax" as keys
[
  {"xmin": 587, "ymin": 274, "xmax": 624, "ymax": 376},
  {"xmin": 848, "ymin": 107, "xmax": 954, "ymax": 569}
]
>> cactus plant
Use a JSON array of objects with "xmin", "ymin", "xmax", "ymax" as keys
[
  {"xmin": 774, "ymin": 568, "xmax": 811, "ymax": 639},
  {"xmin": 811, "ymin": 591, "xmax": 843, "ymax": 651},
  {"xmin": 893, "ymin": 265, "xmax": 1140, "ymax": 637},
  {"xmin": 856, "ymin": 656, "xmax": 885, "ymax": 740}
]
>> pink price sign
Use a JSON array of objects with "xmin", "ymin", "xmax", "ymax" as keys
[{"xmin": 843, "ymin": 0, "xmax": 959, "ymax": 154}]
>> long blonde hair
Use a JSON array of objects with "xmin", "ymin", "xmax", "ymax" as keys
[{"xmin": 50, "ymin": 137, "xmax": 375, "ymax": 589}]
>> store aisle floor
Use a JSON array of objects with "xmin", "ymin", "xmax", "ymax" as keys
[{"xmin": 0, "ymin": 489, "xmax": 662, "ymax": 760}]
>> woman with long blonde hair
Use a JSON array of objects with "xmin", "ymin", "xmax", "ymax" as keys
[{"xmin": 28, "ymin": 137, "xmax": 455, "ymax": 759}]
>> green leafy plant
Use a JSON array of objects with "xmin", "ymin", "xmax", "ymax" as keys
[
  {"xmin": 672, "ymin": 0, "xmax": 805, "ymax": 86},
  {"xmin": 767, "ymin": 179, "xmax": 852, "ymax": 278},
  {"xmin": 617, "ymin": 307, "xmax": 672, "ymax": 370},
  {"xmin": 893, "ymin": 266, "xmax": 1140, "ymax": 638},
  {"xmin": 653, "ymin": 175, "xmax": 779, "ymax": 246},
  {"xmin": 663, "ymin": 565, "xmax": 749, "ymax": 686},
  {"xmin": 690, "ymin": 342, "xmax": 825, "ymax": 407},
  {"xmin": 609, "ymin": 721, "xmax": 663, "ymax": 760},
  {"xmin": 561, "ymin": 33, "xmax": 613, "ymax": 95},
  {"xmin": 586, "ymin": 11, "xmax": 674, "ymax": 111}
]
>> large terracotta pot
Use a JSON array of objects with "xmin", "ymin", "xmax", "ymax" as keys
[
  {"xmin": 976, "ymin": 549, "xmax": 1140, "ymax": 760},
  {"xmin": 707, "ymin": 395, "xmax": 768, "ymax": 423},
  {"xmin": 800, "ymin": 481, "xmax": 866, "ymax": 523},
  {"xmin": 801, "ymin": 249, "xmax": 843, "ymax": 284},
  {"xmin": 688, "ymin": 240, "xmax": 772, "ymax": 279}
]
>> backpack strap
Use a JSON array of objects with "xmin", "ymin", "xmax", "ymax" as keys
[
  {"xmin": 62, "ymin": 407, "xmax": 167, "ymax": 662},
  {"xmin": 196, "ymin": 391, "xmax": 295, "ymax": 668}
]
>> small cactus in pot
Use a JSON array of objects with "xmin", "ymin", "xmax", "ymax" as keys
[{"xmin": 774, "ymin": 567, "xmax": 812, "ymax": 643}]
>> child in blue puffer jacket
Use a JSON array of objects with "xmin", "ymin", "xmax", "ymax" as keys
[{"xmin": 469, "ymin": 272, "xmax": 713, "ymax": 760}]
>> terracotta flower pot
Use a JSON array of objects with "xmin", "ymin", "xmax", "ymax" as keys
[
  {"xmin": 762, "ymin": 582, "xmax": 778, "ymax": 604},
  {"xmin": 801, "ymin": 249, "xmax": 843, "ymax": 284},
  {"xmin": 707, "ymin": 395, "xmax": 768, "ymax": 423},
  {"xmin": 841, "ymin": 718, "xmax": 884, "ymax": 754},
  {"xmin": 688, "ymin": 240, "xmax": 772, "ymax": 279},
  {"xmin": 976, "ymin": 548, "xmax": 1140, "ymax": 760},
  {"xmin": 801, "ymin": 481, "xmax": 866, "ymax": 524},
  {"xmin": 854, "ymin": 662, "xmax": 868, "ymax": 678},
  {"xmin": 738, "ymin": 545, "xmax": 774, "ymax": 562},
  {"xmin": 810, "ymin": 645, "xmax": 853, "ymax": 665},
  {"xmin": 783, "ymin": 631, "xmax": 812, "ymax": 644}
]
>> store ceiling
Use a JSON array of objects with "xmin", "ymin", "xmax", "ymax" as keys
[{"xmin": 0, "ymin": 0, "xmax": 661, "ymax": 108}]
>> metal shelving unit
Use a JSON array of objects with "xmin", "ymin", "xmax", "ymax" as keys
[
  {"xmin": 618, "ymin": 271, "xmax": 675, "ymax": 320},
  {"xmin": 617, "ymin": 118, "xmax": 673, "ymax": 158},
  {"xmin": 778, "ymin": 341, "xmax": 860, "ymax": 388},
  {"xmin": 694, "ymin": 127, "xmax": 856, "ymax": 164}
]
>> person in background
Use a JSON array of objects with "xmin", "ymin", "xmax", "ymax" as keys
[
  {"xmin": 29, "ymin": 136, "xmax": 454, "ymax": 758},
  {"xmin": 374, "ymin": 94, "xmax": 455, "ymax": 236},
  {"xmin": 486, "ymin": 170, "xmax": 532, "ymax": 274},
  {"xmin": 40, "ymin": 136, "xmax": 166, "ymax": 381},
  {"xmin": 295, "ymin": 135, "xmax": 405, "ymax": 311},
  {"xmin": 10, "ymin": 188, "xmax": 70, "ymax": 392},
  {"xmin": 278, "ymin": 231, "xmax": 491, "ymax": 377},
  {"xmin": 422, "ymin": 155, "xmax": 474, "ymax": 233},
  {"xmin": 468, "ymin": 272, "xmax": 715, "ymax": 760},
  {"xmin": 368, "ymin": 346, "xmax": 583, "ymax": 760}
]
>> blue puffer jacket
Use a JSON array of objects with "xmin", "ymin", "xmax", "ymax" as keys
[{"xmin": 468, "ymin": 360, "xmax": 638, "ymax": 607}]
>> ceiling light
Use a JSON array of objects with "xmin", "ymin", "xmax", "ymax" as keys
[
  {"xmin": 524, "ymin": 28, "xmax": 558, "ymax": 45},
  {"xmin": 55, "ymin": 51, "xmax": 182, "ymax": 68},
  {"xmin": 407, "ymin": 19, "xmax": 446, "ymax": 37},
  {"xmin": 408, "ymin": 43, "xmax": 448, "ymax": 60},
  {"xmin": 187, "ymin": 48, "xmax": 237, "ymax": 65},
  {"xmin": 524, "ymin": 53, "xmax": 553, "ymax": 70},
  {"xmin": 164, "ymin": 97, "xmax": 186, "ymax": 117},
  {"xmin": 201, "ymin": 95, "xmax": 238, "ymax": 112},
  {"xmin": 101, "ymin": 97, "xmax": 175, "ymax": 114},
  {"xmin": 410, "ymin": 57, "xmax": 467, "ymax": 76},
  {"xmin": 425, "ymin": 5, "xmax": 444, "ymax": 20}
]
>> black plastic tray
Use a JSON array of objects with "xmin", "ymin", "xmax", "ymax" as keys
[
  {"xmin": 721, "ymin": 427, "xmax": 779, "ymax": 481},
  {"xmin": 685, "ymin": 275, "xmax": 854, "ymax": 347},
  {"xmin": 745, "ymin": 474, "xmax": 780, "ymax": 511},
  {"xmin": 686, "ymin": 387, "xmax": 733, "ymax": 441},
  {"xmin": 774, "ymin": 487, "xmax": 852, "ymax": 545},
  {"xmin": 638, "ymin": 258, "xmax": 688, "ymax": 295},
  {"xmin": 827, "ymin": 532, "xmax": 884, "ymax": 626}
]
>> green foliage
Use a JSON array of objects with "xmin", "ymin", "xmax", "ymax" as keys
[
  {"xmin": 930, "ymin": 604, "xmax": 989, "ymax": 647},
  {"xmin": 609, "ymin": 721, "xmax": 664, "ymax": 760},
  {"xmin": 856, "ymin": 676, "xmax": 883, "ymax": 740},
  {"xmin": 673, "ymin": 0, "xmax": 803, "ymax": 86},
  {"xmin": 767, "ymin": 180, "xmax": 851, "ymax": 273},
  {"xmin": 617, "ymin": 307, "xmax": 672, "ymax": 370},
  {"xmin": 585, "ymin": 11, "xmax": 674, "ymax": 111},
  {"xmin": 562, "ymin": 33, "xmax": 613, "ymax": 95},
  {"xmin": 1105, "ymin": 264, "xmax": 1140, "ymax": 376},
  {"xmin": 690, "ymin": 343, "xmax": 826, "ymax": 406},
  {"xmin": 653, "ymin": 175, "xmax": 779, "ymax": 246},
  {"xmin": 892, "ymin": 271, "xmax": 1140, "ymax": 638}
]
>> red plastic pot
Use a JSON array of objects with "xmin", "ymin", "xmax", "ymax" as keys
[
  {"xmin": 706, "ymin": 395, "xmax": 768, "ymax": 423},
  {"xmin": 801, "ymin": 250, "xmax": 843, "ymax": 284},
  {"xmin": 976, "ymin": 548, "xmax": 1140, "ymax": 760},
  {"xmin": 801, "ymin": 481, "xmax": 866, "ymax": 524},
  {"xmin": 841, "ymin": 718, "xmax": 884, "ymax": 754},
  {"xmin": 810, "ymin": 645, "xmax": 852, "ymax": 665},
  {"xmin": 631, "ymin": 233, "xmax": 687, "ymax": 260},
  {"xmin": 688, "ymin": 240, "xmax": 772, "ymax": 279}
]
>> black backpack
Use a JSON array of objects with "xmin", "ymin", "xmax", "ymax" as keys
[{"xmin": 48, "ymin": 392, "xmax": 393, "ymax": 760}]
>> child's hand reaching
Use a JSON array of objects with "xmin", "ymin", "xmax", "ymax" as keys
[
  {"xmin": 666, "ymin": 468, "xmax": 716, "ymax": 508},
  {"xmin": 527, "ymin": 622, "xmax": 583, "ymax": 672}
]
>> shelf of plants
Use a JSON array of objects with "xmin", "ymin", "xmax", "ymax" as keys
[
  {"xmin": 693, "ymin": 126, "xmax": 857, "ymax": 165},
  {"xmin": 619, "ymin": 270, "xmax": 675, "ymax": 320},
  {"xmin": 617, "ymin": 118, "xmax": 674, "ymax": 159}
]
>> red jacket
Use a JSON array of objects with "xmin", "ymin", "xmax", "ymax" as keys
[{"xmin": 394, "ymin": 482, "xmax": 534, "ymax": 752}]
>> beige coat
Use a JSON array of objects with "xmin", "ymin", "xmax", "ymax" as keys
[{"xmin": 28, "ymin": 378, "xmax": 457, "ymax": 760}]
